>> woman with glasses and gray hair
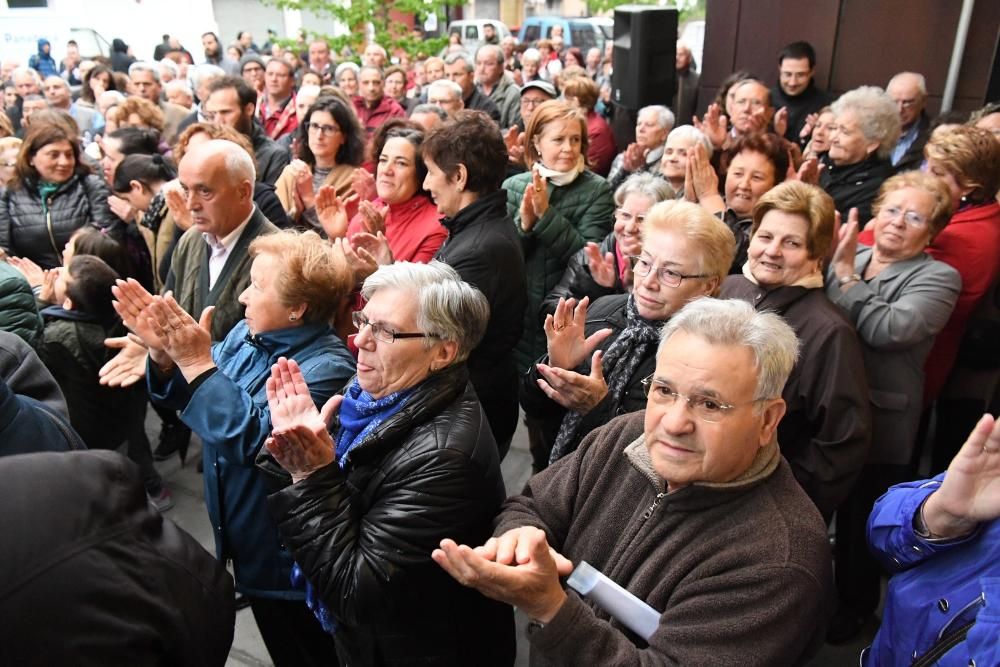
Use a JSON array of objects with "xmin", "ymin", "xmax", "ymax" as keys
[
  {"xmin": 541, "ymin": 172, "xmax": 674, "ymax": 319},
  {"xmin": 522, "ymin": 200, "xmax": 735, "ymax": 469},
  {"xmin": 257, "ymin": 261, "xmax": 515, "ymax": 666},
  {"xmin": 824, "ymin": 171, "xmax": 961, "ymax": 642},
  {"xmin": 721, "ymin": 180, "xmax": 871, "ymax": 522}
]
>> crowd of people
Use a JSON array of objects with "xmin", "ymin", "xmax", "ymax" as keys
[{"xmin": 1, "ymin": 24, "xmax": 1000, "ymax": 667}]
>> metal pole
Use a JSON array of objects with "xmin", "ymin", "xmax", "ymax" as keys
[{"xmin": 942, "ymin": 0, "xmax": 975, "ymax": 112}]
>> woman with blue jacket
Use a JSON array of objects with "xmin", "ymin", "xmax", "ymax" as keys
[{"xmin": 115, "ymin": 230, "xmax": 355, "ymax": 667}]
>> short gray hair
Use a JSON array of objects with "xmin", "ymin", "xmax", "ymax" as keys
[
  {"xmin": 614, "ymin": 172, "xmax": 675, "ymax": 206},
  {"xmin": 164, "ymin": 79, "xmax": 193, "ymax": 98},
  {"xmin": 128, "ymin": 61, "xmax": 160, "ymax": 82},
  {"xmin": 639, "ymin": 105, "xmax": 675, "ymax": 132},
  {"xmin": 189, "ymin": 63, "xmax": 225, "ymax": 90},
  {"xmin": 335, "ymin": 62, "xmax": 360, "ymax": 80},
  {"xmin": 667, "ymin": 124, "xmax": 714, "ymax": 159},
  {"xmin": 831, "ymin": 86, "xmax": 902, "ymax": 160},
  {"xmin": 887, "ymin": 71, "xmax": 927, "ymax": 97},
  {"xmin": 159, "ymin": 58, "xmax": 180, "ymax": 78},
  {"xmin": 521, "ymin": 48, "xmax": 541, "ymax": 65},
  {"xmin": 12, "ymin": 67, "xmax": 42, "ymax": 86},
  {"xmin": 659, "ymin": 298, "xmax": 799, "ymax": 403},
  {"xmin": 196, "ymin": 139, "xmax": 256, "ymax": 185},
  {"xmin": 411, "ymin": 103, "xmax": 448, "ymax": 120},
  {"xmin": 476, "ymin": 44, "xmax": 504, "ymax": 65},
  {"xmin": 444, "ymin": 52, "xmax": 473, "ymax": 72},
  {"xmin": 427, "ymin": 78, "xmax": 462, "ymax": 100},
  {"xmin": 361, "ymin": 261, "xmax": 489, "ymax": 363}
]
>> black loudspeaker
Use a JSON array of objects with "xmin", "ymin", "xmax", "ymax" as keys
[{"xmin": 612, "ymin": 5, "xmax": 678, "ymax": 110}]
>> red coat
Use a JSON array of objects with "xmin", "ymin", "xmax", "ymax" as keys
[
  {"xmin": 352, "ymin": 95, "xmax": 406, "ymax": 136},
  {"xmin": 586, "ymin": 110, "xmax": 617, "ymax": 177},
  {"xmin": 347, "ymin": 194, "xmax": 447, "ymax": 264},
  {"xmin": 864, "ymin": 203, "xmax": 1000, "ymax": 401}
]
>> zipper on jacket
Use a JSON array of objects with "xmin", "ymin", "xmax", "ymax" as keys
[
  {"xmin": 45, "ymin": 196, "xmax": 60, "ymax": 261},
  {"xmin": 642, "ymin": 492, "xmax": 667, "ymax": 519}
]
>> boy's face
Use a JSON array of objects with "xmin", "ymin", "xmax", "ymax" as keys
[{"xmin": 54, "ymin": 268, "xmax": 71, "ymax": 307}]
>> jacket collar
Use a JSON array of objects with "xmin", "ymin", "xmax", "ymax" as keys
[
  {"xmin": 624, "ymin": 432, "xmax": 781, "ymax": 500},
  {"xmin": 853, "ymin": 244, "xmax": 930, "ymax": 284},
  {"xmin": 242, "ymin": 320, "xmax": 331, "ymax": 356},
  {"xmin": 440, "ymin": 190, "xmax": 506, "ymax": 235}
]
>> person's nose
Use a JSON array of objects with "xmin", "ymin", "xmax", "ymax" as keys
[
  {"xmin": 658, "ymin": 396, "xmax": 696, "ymax": 435},
  {"xmin": 354, "ymin": 321, "xmax": 376, "ymax": 349}
]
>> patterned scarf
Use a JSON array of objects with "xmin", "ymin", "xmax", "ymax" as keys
[
  {"xmin": 140, "ymin": 190, "xmax": 167, "ymax": 234},
  {"xmin": 334, "ymin": 377, "xmax": 415, "ymax": 466},
  {"xmin": 549, "ymin": 295, "xmax": 664, "ymax": 464}
]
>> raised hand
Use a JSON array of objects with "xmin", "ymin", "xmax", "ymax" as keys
[
  {"xmin": 352, "ymin": 231, "xmax": 393, "ymax": 267},
  {"xmin": 351, "ymin": 167, "xmax": 377, "ymax": 203},
  {"xmin": 544, "ymin": 296, "xmax": 613, "ymax": 370},
  {"xmin": 290, "ymin": 159, "xmax": 316, "ymax": 212},
  {"xmin": 504, "ymin": 126, "xmax": 525, "ymax": 166},
  {"xmin": 162, "ymin": 180, "xmax": 193, "ymax": 231},
  {"xmin": 112, "ymin": 278, "xmax": 164, "ymax": 350},
  {"xmin": 7, "ymin": 256, "xmax": 44, "ymax": 287},
  {"xmin": 831, "ymin": 208, "xmax": 860, "ymax": 286},
  {"xmin": 693, "ymin": 103, "xmax": 729, "ymax": 149},
  {"xmin": 536, "ymin": 350, "xmax": 608, "ymax": 413},
  {"xmin": 315, "ymin": 185, "xmax": 352, "ymax": 239},
  {"xmin": 800, "ymin": 112, "xmax": 819, "ymax": 141},
  {"xmin": 358, "ymin": 200, "xmax": 389, "ymax": 236},
  {"xmin": 520, "ymin": 168, "xmax": 549, "ymax": 232},
  {"xmin": 107, "ymin": 194, "xmax": 136, "ymax": 223},
  {"xmin": 686, "ymin": 143, "xmax": 725, "ymax": 214},
  {"xmin": 795, "ymin": 155, "xmax": 823, "ymax": 185},
  {"xmin": 584, "ymin": 242, "xmax": 617, "ymax": 288},
  {"xmin": 773, "ymin": 106, "xmax": 789, "ymax": 138},
  {"xmin": 621, "ymin": 142, "xmax": 647, "ymax": 172},
  {"xmin": 144, "ymin": 296, "xmax": 215, "ymax": 382},
  {"xmin": 922, "ymin": 414, "xmax": 1000, "ymax": 539},
  {"xmin": 38, "ymin": 268, "xmax": 58, "ymax": 304}
]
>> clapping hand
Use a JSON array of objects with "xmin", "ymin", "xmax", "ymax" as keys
[
  {"xmin": 693, "ymin": 103, "xmax": 729, "ymax": 149},
  {"xmin": 351, "ymin": 168, "xmax": 377, "ymax": 203},
  {"xmin": 685, "ymin": 143, "xmax": 725, "ymax": 214},
  {"xmin": 162, "ymin": 179, "xmax": 193, "ymax": 231},
  {"xmin": 543, "ymin": 296, "xmax": 612, "ymax": 370},
  {"xmin": 7, "ymin": 256, "xmax": 44, "ymax": 287},
  {"xmin": 536, "ymin": 350, "xmax": 608, "ymax": 413},
  {"xmin": 520, "ymin": 168, "xmax": 549, "ymax": 232},
  {"xmin": 773, "ymin": 106, "xmax": 789, "ymax": 138},
  {"xmin": 290, "ymin": 159, "xmax": 316, "ymax": 212},
  {"xmin": 265, "ymin": 357, "xmax": 341, "ymax": 482},
  {"xmin": 432, "ymin": 526, "xmax": 573, "ymax": 623},
  {"xmin": 315, "ymin": 185, "xmax": 354, "ymax": 239},
  {"xmin": 504, "ymin": 126, "xmax": 525, "ymax": 166},
  {"xmin": 621, "ymin": 142, "xmax": 647, "ymax": 173},
  {"xmin": 831, "ymin": 208, "xmax": 860, "ymax": 286},
  {"xmin": 358, "ymin": 200, "xmax": 389, "ymax": 236},
  {"xmin": 583, "ymin": 242, "xmax": 617, "ymax": 288},
  {"xmin": 143, "ymin": 295, "xmax": 215, "ymax": 382}
]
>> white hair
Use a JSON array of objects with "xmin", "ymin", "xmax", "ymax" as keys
[
  {"xmin": 667, "ymin": 124, "xmax": 714, "ymax": 158},
  {"xmin": 831, "ymin": 86, "xmax": 902, "ymax": 160},
  {"xmin": 12, "ymin": 67, "xmax": 42, "ymax": 85},
  {"xmin": 888, "ymin": 71, "xmax": 927, "ymax": 97},
  {"xmin": 189, "ymin": 63, "xmax": 225, "ymax": 90},
  {"xmin": 164, "ymin": 79, "xmax": 193, "ymax": 98},
  {"xmin": 219, "ymin": 140, "xmax": 256, "ymax": 184},
  {"xmin": 659, "ymin": 298, "xmax": 799, "ymax": 402},
  {"xmin": 128, "ymin": 61, "xmax": 160, "ymax": 82},
  {"xmin": 427, "ymin": 78, "xmax": 463, "ymax": 100},
  {"xmin": 640, "ymin": 105, "xmax": 675, "ymax": 132},
  {"xmin": 361, "ymin": 261, "xmax": 489, "ymax": 362},
  {"xmin": 521, "ymin": 48, "xmax": 541, "ymax": 65},
  {"xmin": 158, "ymin": 58, "xmax": 180, "ymax": 78}
]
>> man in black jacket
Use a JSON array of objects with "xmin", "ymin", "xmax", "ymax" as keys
[
  {"xmin": 887, "ymin": 71, "xmax": 931, "ymax": 174},
  {"xmin": 770, "ymin": 41, "xmax": 831, "ymax": 145},
  {"xmin": 204, "ymin": 76, "xmax": 290, "ymax": 185},
  {"xmin": 0, "ymin": 450, "xmax": 235, "ymax": 665}
]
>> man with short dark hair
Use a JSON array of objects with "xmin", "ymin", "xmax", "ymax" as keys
[
  {"xmin": 204, "ymin": 76, "xmax": 290, "ymax": 185},
  {"xmin": 434, "ymin": 297, "xmax": 833, "ymax": 665},
  {"xmin": 445, "ymin": 52, "xmax": 500, "ymax": 124},
  {"xmin": 43, "ymin": 75, "xmax": 98, "ymax": 138},
  {"xmin": 258, "ymin": 58, "xmax": 297, "ymax": 141},
  {"xmin": 887, "ymin": 71, "xmax": 931, "ymax": 174},
  {"xmin": 770, "ymin": 41, "xmax": 831, "ymax": 144},
  {"xmin": 201, "ymin": 31, "xmax": 239, "ymax": 76},
  {"xmin": 352, "ymin": 66, "xmax": 406, "ymax": 136}
]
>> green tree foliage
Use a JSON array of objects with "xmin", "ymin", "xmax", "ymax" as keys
[{"xmin": 261, "ymin": 0, "xmax": 463, "ymax": 60}]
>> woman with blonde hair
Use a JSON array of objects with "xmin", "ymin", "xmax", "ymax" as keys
[
  {"xmin": 115, "ymin": 229, "xmax": 354, "ymax": 666},
  {"xmin": 523, "ymin": 199, "xmax": 735, "ymax": 467},
  {"xmin": 722, "ymin": 180, "xmax": 870, "ymax": 521}
]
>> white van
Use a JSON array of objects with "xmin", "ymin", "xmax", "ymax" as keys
[{"xmin": 446, "ymin": 20, "xmax": 511, "ymax": 55}]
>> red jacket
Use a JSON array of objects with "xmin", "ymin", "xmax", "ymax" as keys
[
  {"xmin": 586, "ymin": 110, "xmax": 617, "ymax": 177},
  {"xmin": 347, "ymin": 194, "xmax": 447, "ymax": 264},
  {"xmin": 861, "ymin": 202, "xmax": 1000, "ymax": 401},
  {"xmin": 258, "ymin": 94, "xmax": 298, "ymax": 141},
  {"xmin": 352, "ymin": 95, "xmax": 406, "ymax": 136}
]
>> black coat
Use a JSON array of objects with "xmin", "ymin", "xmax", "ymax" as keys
[
  {"xmin": 771, "ymin": 81, "xmax": 832, "ymax": 145},
  {"xmin": 521, "ymin": 293, "xmax": 655, "ymax": 460},
  {"xmin": 258, "ymin": 364, "xmax": 516, "ymax": 666},
  {"xmin": 250, "ymin": 121, "xmax": 291, "ymax": 186},
  {"xmin": 819, "ymin": 153, "xmax": 893, "ymax": 226},
  {"xmin": 541, "ymin": 231, "xmax": 625, "ymax": 322},
  {"xmin": 434, "ymin": 190, "xmax": 526, "ymax": 452},
  {"xmin": 721, "ymin": 276, "xmax": 872, "ymax": 519},
  {"xmin": 0, "ymin": 173, "xmax": 118, "ymax": 269},
  {"xmin": 0, "ymin": 450, "xmax": 235, "ymax": 666}
]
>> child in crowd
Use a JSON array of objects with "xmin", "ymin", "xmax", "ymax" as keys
[{"xmin": 37, "ymin": 248, "xmax": 172, "ymax": 510}]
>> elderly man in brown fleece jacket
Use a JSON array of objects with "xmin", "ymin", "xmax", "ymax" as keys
[{"xmin": 434, "ymin": 298, "xmax": 833, "ymax": 666}]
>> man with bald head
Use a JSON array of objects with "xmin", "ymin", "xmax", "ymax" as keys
[
  {"xmin": 887, "ymin": 71, "xmax": 931, "ymax": 173},
  {"xmin": 167, "ymin": 139, "xmax": 279, "ymax": 340},
  {"xmin": 100, "ymin": 140, "xmax": 279, "ymax": 390}
]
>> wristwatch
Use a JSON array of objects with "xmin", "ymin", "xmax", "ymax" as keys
[{"xmin": 838, "ymin": 273, "xmax": 862, "ymax": 287}]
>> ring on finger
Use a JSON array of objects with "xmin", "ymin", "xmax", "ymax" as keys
[{"xmin": 984, "ymin": 445, "xmax": 1000, "ymax": 454}]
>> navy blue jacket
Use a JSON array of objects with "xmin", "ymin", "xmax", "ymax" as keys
[{"xmin": 149, "ymin": 320, "xmax": 355, "ymax": 597}]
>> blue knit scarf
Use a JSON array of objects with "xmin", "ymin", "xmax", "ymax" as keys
[{"xmin": 334, "ymin": 377, "xmax": 415, "ymax": 467}]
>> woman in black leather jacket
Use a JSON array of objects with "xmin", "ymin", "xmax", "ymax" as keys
[
  {"xmin": 258, "ymin": 261, "xmax": 515, "ymax": 666},
  {"xmin": 0, "ymin": 122, "xmax": 116, "ymax": 268}
]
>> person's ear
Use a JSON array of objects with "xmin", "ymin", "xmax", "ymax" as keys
[
  {"xmin": 865, "ymin": 140, "xmax": 880, "ymax": 157},
  {"xmin": 453, "ymin": 164, "xmax": 469, "ymax": 192},
  {"xmin": 757, "ymin": 398, "xmax": 786, "ymax": 447},
  {"xmin": 243, "ymin": 102, "xmax": 256, "ymax": 118},
  {"xmin": 62, "ymin": 296, "xmax": 74, "ymax": 310},
  {"xmin": 129, "ymin": 179, "xmax": 145, "ymax": 196},
  {"xmin": 430, "ymin": 340, "xmax": 459, "ymax": 371}
]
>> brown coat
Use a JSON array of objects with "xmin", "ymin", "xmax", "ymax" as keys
[
  {"xmin": 496, "ymin": 411, "xmax": 833, "ymax": 666},
  {"xmin": 273, "ymin": 163, "xmax": 355, "ymax": 225}
]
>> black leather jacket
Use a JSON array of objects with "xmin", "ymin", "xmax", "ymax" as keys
[
  {"xmin": 0, "ymin": 172, "xmax": 117, "ymax": 268},
  {"xmin": 258, "ymin": 364, "xmax": 516, "ymax": 666}
]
